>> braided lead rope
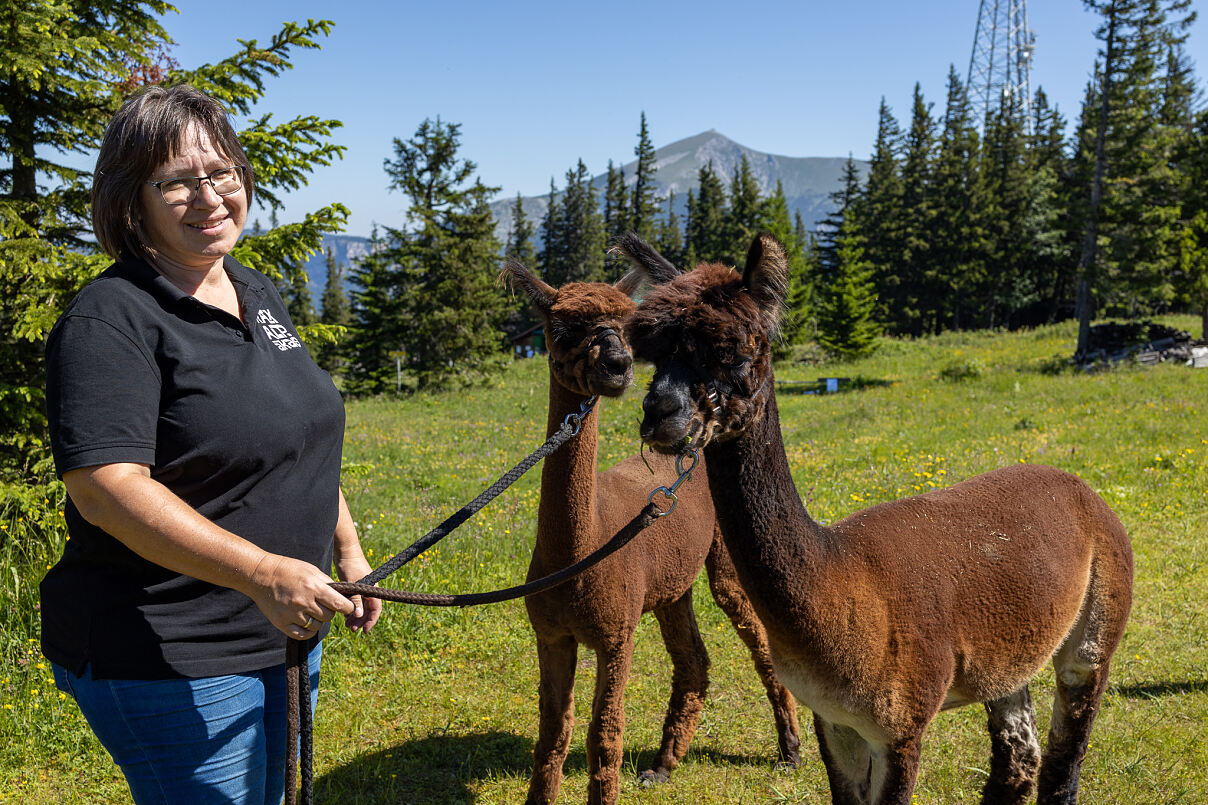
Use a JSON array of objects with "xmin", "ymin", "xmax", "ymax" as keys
[
  {"xmin": 285, "ymin": 501, "xmax": 668, "ymax": 805},
  {"xmin": 358, "ymin": 395, "xmax": 598, "ymax": 587},
  {"xmin": 284, "ymin": 446, "xmax": 701, "ymax": 804}
]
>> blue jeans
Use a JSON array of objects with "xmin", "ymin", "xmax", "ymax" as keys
[{"xmin": 52, "ymin": 640, "xmax": 322, "ymax": 805}]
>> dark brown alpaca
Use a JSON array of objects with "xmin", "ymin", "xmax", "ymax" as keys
[
  {"xmin": 502, "ymin": 254, "xmax": 799, "ymax": 805},
  {"xmin": 622, "ymin": 233, "xmax": 1134, "ymax": 805}
]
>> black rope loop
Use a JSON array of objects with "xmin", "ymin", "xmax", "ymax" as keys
[{"xmin": 357, "ymin": 396, "xmax": 597, "ymax": 588}]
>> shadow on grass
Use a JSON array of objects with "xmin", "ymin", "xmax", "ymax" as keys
[
  {"xmin": 313, "ymin": 731, "xmax": 781, "ymax": 803},
  {"xmin": 1111, "ymin": 679, "xmax": 1208, "ymax": 699}
]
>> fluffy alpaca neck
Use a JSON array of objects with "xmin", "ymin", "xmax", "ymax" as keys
[
  {"xmin": 704, "ymin": 392, "xmax": 829, "ymax": 603},
  {"xmin": 535, "ymin": 376, "xmax": 602, "ymax": 561}
]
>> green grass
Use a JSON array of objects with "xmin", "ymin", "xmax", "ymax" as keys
[{"xmin": 4, "ymin": 317, "xmax": 1207, "ymax": 803}]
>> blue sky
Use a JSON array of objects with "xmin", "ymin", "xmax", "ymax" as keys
[{"xmin": 157, "ymin": 0, "xmax": 1208, "ymax": 237}]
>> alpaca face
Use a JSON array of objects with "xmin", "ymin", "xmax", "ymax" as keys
[
  {"xmin": 545, "ymin": 296, "xmax": 636, "ymax": 397},
  {"xmin": 627, "ymin": 234, "xmax": 787, "ymax": 454},
  {"xmin": 500, "ymin": 258, "xmax": 639, "ymax": 398}
]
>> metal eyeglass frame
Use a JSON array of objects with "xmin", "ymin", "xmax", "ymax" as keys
[{"xmin": 146, "ymin": 165, "xmax": 247, "ymax": 205}]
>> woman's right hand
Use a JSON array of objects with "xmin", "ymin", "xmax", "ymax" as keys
[{"xmin": 246, "ymin": 553, "xmax": 357, "ymax": 640}]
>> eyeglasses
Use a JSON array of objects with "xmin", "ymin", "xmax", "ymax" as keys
[{"xmin": 147, "ymin": 165, "xmax": 247, "ymax": 205}]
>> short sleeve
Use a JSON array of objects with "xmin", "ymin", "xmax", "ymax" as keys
[{"xmin": 45, "ymin": 314, "xmax": 162, "ymax": 475}]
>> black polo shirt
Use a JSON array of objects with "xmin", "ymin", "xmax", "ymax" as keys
[{"xmin": 42, "ymin": 255, "xmax": 344, "ymax": 679}]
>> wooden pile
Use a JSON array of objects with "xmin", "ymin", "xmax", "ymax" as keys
[{"xmin": 1077, "ymin": 321, "xmax": 1201, "ymax": 366}]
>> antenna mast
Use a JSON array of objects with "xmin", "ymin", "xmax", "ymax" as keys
[{"xmin": 966, "ymin": 0, "xmax": 1035, "ymax": 129}]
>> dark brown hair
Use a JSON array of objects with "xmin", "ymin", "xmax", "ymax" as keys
[{"xmin": 91, "ymin": 84, "xmax": 255, "ymax": 261}]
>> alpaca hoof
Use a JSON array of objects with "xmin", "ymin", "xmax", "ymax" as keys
[
  {"xmin": 774, "ymin": 754, "xmax": 801, "ymax": 771},
  {"xmin": 638, "ymin": 768, "xmax": 671, "ymax": 787},
  {"xmin": 775, "ymin": 746, "xmax": 801, "ymax": 770}
]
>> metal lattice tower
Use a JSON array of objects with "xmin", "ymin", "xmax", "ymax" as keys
[{"xmin": 966, "ymin": 0, "xmax": 1035, "ymax": 128}]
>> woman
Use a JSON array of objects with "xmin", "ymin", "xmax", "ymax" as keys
[{"xmin": 41, "ymin": 84, "xmax": 381, "ymax": 804}]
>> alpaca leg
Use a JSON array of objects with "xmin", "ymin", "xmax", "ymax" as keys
[
  {"xmin": 1038, "ymin": 558, "xmax": 1129, "ymax": 804},
  {"xmin": 585, "ymin": 640, "xmax": 635, "ymax": 805},
  {"xmin": 1036, "ymin": 653, "xmax": 1113, "ymax": 804},
  {"xmin": 981, "ymin": 686, "xmax": 1041, "ymax": 805},
  {"xmin": 641, "ymin": 590, "xmax": 711, "ymax": 785},
  {"xmin": 706, "ymin": 530, "xmax": 801, "ymax": 766},
  {"xmin": 870, "ymin": 735, "xmax": 923, "ymax": 805},
  {"xmin": 813, "ymin": 716, "xmax": 919, "ymax": 805},
  {"xmin": 526, "ymin": 634, "xmax": 578, "ymax": 805},
  {"xmin": 813, "ymin": 715, "xmax": 870, "ymax": 805}
]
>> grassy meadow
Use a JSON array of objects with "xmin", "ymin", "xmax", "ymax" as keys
[{"xmin": 3, "ymin": 317, "xmax": 1207, "ymax": 803}]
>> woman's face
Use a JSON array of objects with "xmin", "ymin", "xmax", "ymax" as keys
[{"xmin": 139, "ymin": 123, "xmax": 247, "ymax": 271}]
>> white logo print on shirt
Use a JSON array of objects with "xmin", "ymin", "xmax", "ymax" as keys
[{"xmin": 256, "ymin": 309, "xmax": 302, "ymax": 351}]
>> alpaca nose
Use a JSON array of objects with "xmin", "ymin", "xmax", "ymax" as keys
[
  {"xmin": 598, "ymin": 347, "xmax": 632, "ymax": 377},
  {"xmin": 642, "ymin": 386, "xmax": 680, "ymax": 420}
]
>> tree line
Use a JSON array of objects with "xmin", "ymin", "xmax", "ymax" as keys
[{"xmin": 3, "ymin": 0, "xmax": 1206, "ymax": 496}]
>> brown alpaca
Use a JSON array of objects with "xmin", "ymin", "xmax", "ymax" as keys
[
  {"xmin": 622, "ymin": 233, "xmax": 1134, "ymax": 805},
  {"xmin": 502, "ymin": 253, "xmax": 799, "ymax": 805}
]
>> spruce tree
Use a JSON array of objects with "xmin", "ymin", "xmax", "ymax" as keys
[
  {"xmin": 1175, "ymin": 108, "xmax": 1208, "ymax": 337},
  {"xmin": 506, "ymin": 192, "xmax": 537, "ymax": 267},
  {"xmin": 853, "ymin": 98, "xmax": 905, "ymax": 333},
  {"xmin": 346, "ymin": 227, "xmax": 403, "ymax": 394},
  {"xmin": 977, "ymin": 92, "xmax": 1032, "ymax": 329},
  {"xmin": 763, "ymin": 181, "xmax": 811, "ymax": 355},
  {"xmin": 629, "ymin": 112, "xmax": 660, "ymax": 242},
  {"xmin": 654, "ymin": 191, "xmax": 685, "ymax": 269},
  {"xmin": 603, "ymin": 159, "xmax": 628, "ymax": 241},
  {"xmin": 685, "ymin": 161, "xmax": 728, "ymax": 263},
  {"xmin": 1022, "ymin": 89, "xmax": 1076, "ymax": 326},
  {"xmin": 0, "ymin": 9, "xmax": 347, "ymax": 484},
  {"xmin": 927, "ymin": 67, "xmax": 982, "ymax": 331},
  {"xmin": 817, "ymin": 226, "xmax": 880, "ymax": 361},
  {"xmin": 1072, "ymin": 0, "xmax": 1192, "ymax": 352},
  {"xmin": 898, "ymin": 84, "xmax": 937, "ymax": 335},
  {"xmin": 552, "ymin": 159, "xmax": 606, "ymax": 285},
  {"xmin": 317, "ymin": 247, "xmax": 351, "ymax": 374},
  {"xmin": 817, "ymin": 155, "xmax": 863, "ymax": 280},
  {"xmin": 346, "ymin": 118, "xmax": 506, "ymax": 392},
  {"xmin": 724, "ymin": 154, "xmax": 765, "ymax": 267},
  {"xmin": 539, "ymin": 178, "xmax": 563, "ymax": 281}
]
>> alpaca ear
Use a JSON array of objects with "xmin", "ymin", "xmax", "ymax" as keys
[
  {"xmin": 609, "ymin": 232, "xmax": 680, "ymax": 286},
  {"xmin": 742, "ymin": 232, "xmax": 788, "ymax": 328},
  {"xmin": 613, "ymin": 268, "xmax": 644, "ymax": 299},
  {"xmin": 500, "ymin": 258, "xmax": 557, "ymax": 313}
]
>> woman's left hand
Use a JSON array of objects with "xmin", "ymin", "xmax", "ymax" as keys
[
  {"xmin": 335, "ymin": 552, "xmax": 382, "ymax": 633},
  {"xmin": 333, "ymin": 489, "xmax": 383, "ymax": 634}
]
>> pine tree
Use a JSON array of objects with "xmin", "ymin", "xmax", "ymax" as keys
[
  {"xmin": 724, "ymin": 154, "xmax": 765, "ymax": 267},
  {"xmin": 316, "ymin": 247, "xmax": 351, "ymax": 373},
  {"xmin": 853, "ymin": 98, "xmax": 905, "ymax": 333},
  {"xmin": 817, "ymin": 155, "xmax": 863, "ymax": 279},
  {"xmin": 539, "ymin": 178, "xmax": 563, "ymax": 281},
  {"xmin": 1073, "ymin": 0, "xmax": 1192, "ymax": 353},
  {"xmin": 505, "ymin": 192, "xmax": 536, "ymax": 267},
  {"xmin": 1175, "ymin": 108, "xmax": 1208, "ymax": 337},
  {"xmin": 897, "ymin": 83, "xmax": 937, "ymax": 335},
  {"xmin": 817, "ymin": 226, "xmax": 880, "ymax": 361},
  {"xmin": 763, "ymin": 181, "xmax": 811, "ymax": 355},
  {"xmin": 346, "ymin": 227, "xmax": 403, "ymax": 394},
  {"xmin": 685, "ymin": 161, "xmax": 728, "ymax": 263},
  {"xmin": 603, "ymin": 159, "xmax": 628, "ymax": 241},
  {"xmin": 1021, "ymin": 89, "xmax": 1076, "ymax": 326},
  {"xmin": 654, "ymin": 191, "xmax": 685, "ymax": 269},
  {"xmin": 977, "ymin": 92, "xmax": 1032, "ymax": 329},
  {"xmin": 346, "ymin": 118, "xmax": 506, "ymax": 392},
  {"xmin": 0, "ymin": 8, "xmax": 347, "ymax": 484},
  {"xmin": 552, "ymin": 159, "xmax": 606, "ymax": 285},
  {"xmin": 927, "ymin": 67, "xmax": 983, "ymax": 331},
  {"xmin": 629, "ymin": 112, "xmax": 660, "ymax": 242}
]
